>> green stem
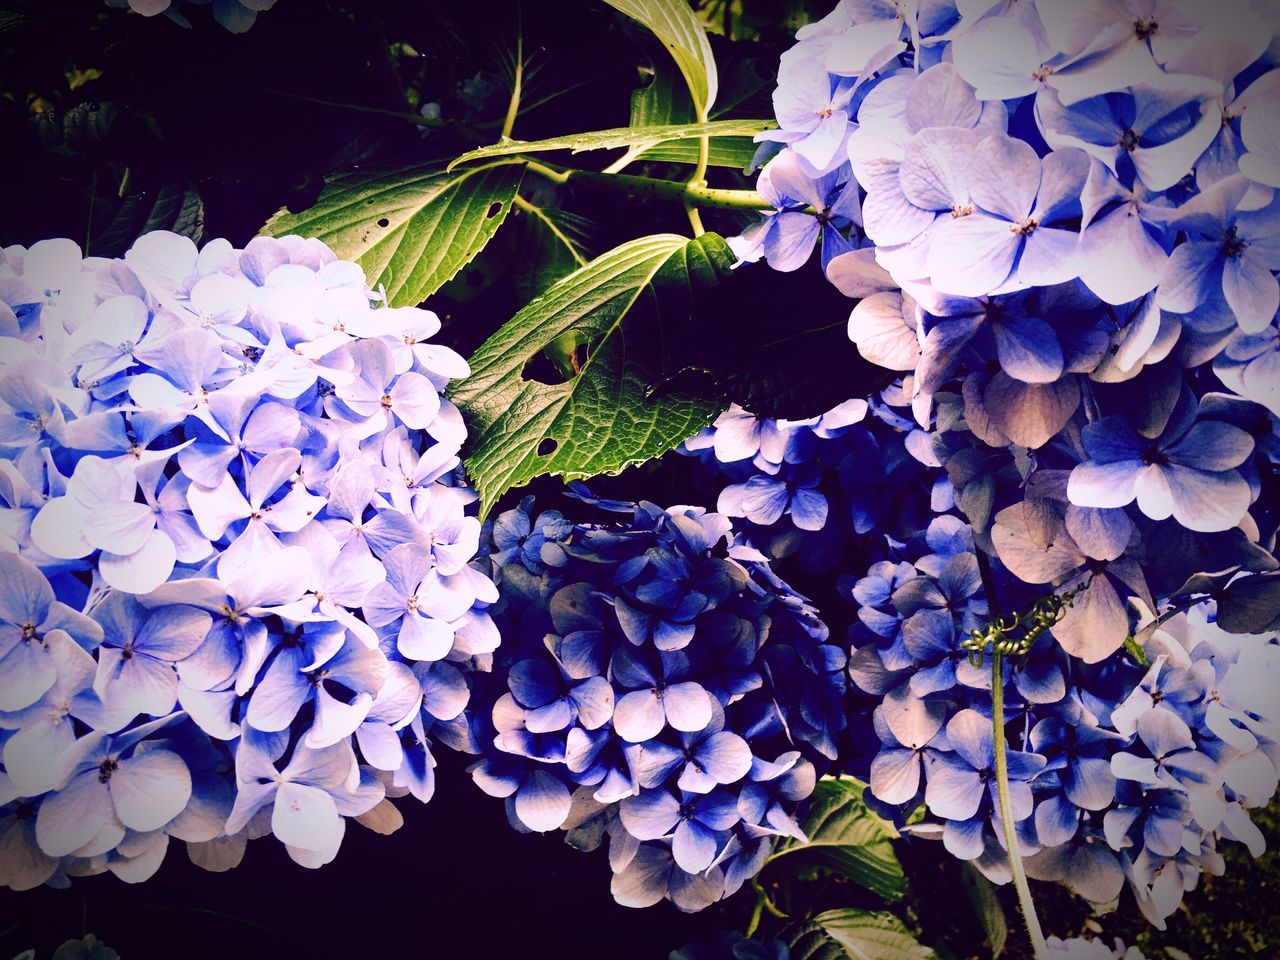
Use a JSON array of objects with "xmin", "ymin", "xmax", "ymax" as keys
[
  {"xmin": 977, "ymin": 550, "xmax": 1049, "ymax": 960},
  {"xmin": 522, "ymin": 158, "xmax": 799, "ymax": 213},
  {"xmin": 685, "ymin": 108, "xmax": 711, "ymax": 236},
  {"xmin": 991, "ymin": 652, "xmax": 1049, "ymax": 959},
  {"xmin": 499, "ymin": 6, "xmax": 522, "ymax": 141}
]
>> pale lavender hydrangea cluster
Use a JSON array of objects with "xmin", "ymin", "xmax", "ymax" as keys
[{"xmin": 0, "ymin": 231, "xmax": 496, "ymax": 890}]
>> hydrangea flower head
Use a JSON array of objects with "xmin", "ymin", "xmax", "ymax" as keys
[{"xmin": 0, "ymin": 229, "xmax": 495, "ymax": 886}]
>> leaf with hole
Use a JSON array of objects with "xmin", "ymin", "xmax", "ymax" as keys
[
  {"xmin": 783, "ymin": 910, "xmax": 935, "ymax": 960},
  {"xmin": 446, "ymin": 118, "xmax": 773, "ymax": 170},
  {"xmin": 603, "ymin": 0, "xmax": 718, "ymax": 118},
  {"xmin": 765, "ymin": 777, "xmax": 907, "ymax": 903},
  {"xmin": 261, "ymin": 161, "xmax": 523, "ymax": 308},
  {"xmin": 449, "ymin": 232, "xmax": 734, "ymax": 516}
]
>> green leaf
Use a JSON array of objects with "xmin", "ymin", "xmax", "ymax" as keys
[
  {"xmin": 90, "ymin": 184, "xmax": 204, "ymax": 258},
  {"xmin": 603, "ymin": 0, "xmax": 718, "ymax": 117},
  {"xmin": 639, "ymin": 137, "xmax": 759, "ymax": 170},
  {"xmin": 960, "ymin": 862, "xmax": 1008, "ymax": 959},
  {"xmin": 450, "ymin": 232, "xmax": 733, "ymax": 515},
  {"xmin": 629, "ymin": 61, "xmax": 691, "ymax": 128},
  {"xmin": 510, "ymin": 195, "xmax": 595, "ymax": 302},
  {"xmin": 766, "ymin": 777, "xmax": 907, "ymax": 902},
  {"xmin": 262, "ymin": 161, "xmax": 524, "ymax": 307},
  {"xmin": 446, "ymin": 118, "xmax": 773, "ymax": 169},
  {"xmin": 612, "ymin": 66, "xmax": 758, "ymax": 169},
  {"xmin": 803, "ymin": 910, "xmax": 936, "ymax": 960}
]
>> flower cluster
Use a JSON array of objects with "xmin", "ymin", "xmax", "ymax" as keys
[
  {"xmin": 848, "ymin": 522, "xmax": 1279, "ymax": 929},
  {"xmin": 0, "ymin": 231, "xmax": 496, "ymax": 889},
  {"xmin": 736, "ymin": 0, "xmax": 1280, "ymax": 605},
  {"xmin": 470, "ymin": 491, "xmax": 847, "ymax": 912},
  {"xmin": 722, "ymin": 3, "xmax": 1280, "ymax": 926},
  {"xmin": 109, "ymin": 0, "xmax": 276, "ymax": 32},
  {"xmin": 679, "ymin": 390, "xmax": 943, "ymax": 570}
]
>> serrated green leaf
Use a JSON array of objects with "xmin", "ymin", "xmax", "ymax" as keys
[
  {"xmin": 447, "ymin": 118, "xmax": 773, "ymax": 169},
  {"xmin": 812, "ymin": 910, "xmax": 936, "ymax": 960},
  {"xmin": 960, "ymin": 863, "xmax": 1008, "ymax": 959},
  {"xmin": 603, "ymin": 0, "xmax": 717, "ymax": 117},
  {"xmin": 262, "ymin": 161, "xmax": 523, "ymax": 307},
  {"xmin": 450, "ymin": 232, "xmax": 733, "ymax": 515},
  {"xmin": 766, "ymin": 777, "xmax": 906, "ymax": 902}
]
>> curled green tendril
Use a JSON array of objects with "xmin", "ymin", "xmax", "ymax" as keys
[{"xmin": 963, "ymin": 572, "xmax": 1099, "ymax": 667}]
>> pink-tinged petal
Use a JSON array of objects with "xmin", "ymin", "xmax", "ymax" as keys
[
  {"xmin": 969, "ymin": 134, "xmax": 1041, "ymax": 221},
  {"xmin": 991, "ymin": 502, "xmax": 1084, "ymax": 584},
  {"xmin": 1132, "ymin": 464, "xmax": 1175, "ymax": 522},
  {"xmin": 662, "ymin": 682, "xmax": 714, "ymax": 733},
  {"xmin": 869, "ymin": 747, "xmax": 921, "ymax": 804},
  {"xmin": 1054, "ymin": 577, "xmax": 1129, "ymax": 663},
  {"xmin": 984, "ymin": 374, "xmax": 1080, "ymax": 449}
]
